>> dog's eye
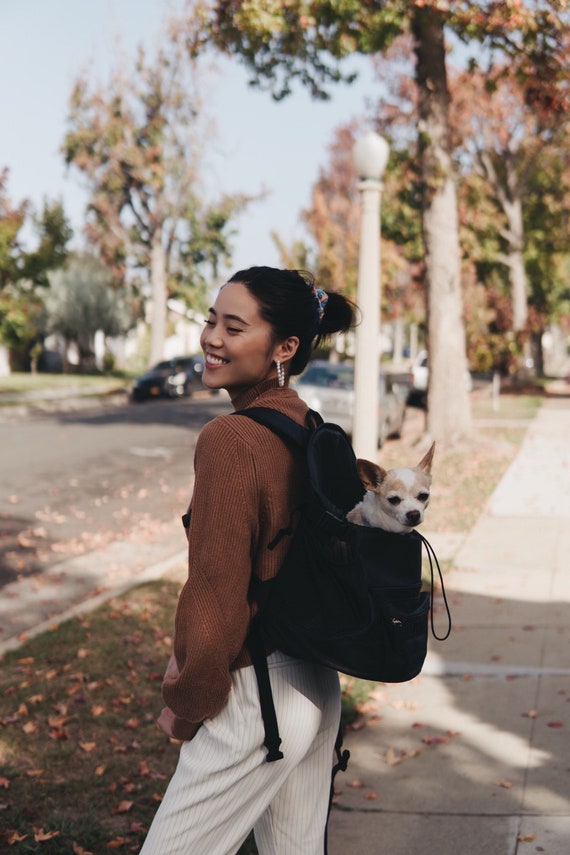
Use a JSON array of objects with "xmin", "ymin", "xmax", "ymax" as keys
[
  {"xmin": 387, "ymin": 496, "xmax": 401, "ymax": 506},
  {"xmin": 417, "ymin": 492, "xmax": 429, "ymax": 502}
]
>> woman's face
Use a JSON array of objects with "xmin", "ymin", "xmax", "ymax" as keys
[{"xmin": 200, "ymin": 281, "xmax": 282, "ymax": 399}]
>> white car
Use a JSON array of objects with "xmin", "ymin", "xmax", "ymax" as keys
[
  {"xmin": 410, "ymin": 350, "xmax": 472, "ymax": 403},
  {"xmin": 411, "ymin": 350, "xmax": 429, "ymax": 394},
  {"xmin": 294, "ymin": 360, "xmax": 407, "ymax": 447}
]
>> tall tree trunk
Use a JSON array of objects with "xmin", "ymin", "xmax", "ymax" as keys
[
  {"xmin": 149, "ymin": 229, "xmax": 167, "ymax": 366},
  {"xmin": 503, "ymin": 195, "xmax": 528, "ymax": 332},
  {"xmin": 0, "ymin": 343, "xmax": 11, "ymax": 376},
  {"xmin": 412, "ymin": 10, "xmax": 472, "ymax": 445},
  {"xmin": 477, "ymin": 153, "xmax": 528, "ymax": 333}
]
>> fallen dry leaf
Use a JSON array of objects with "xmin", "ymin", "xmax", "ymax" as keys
[
  {"xmin": 111, "ymin": 800, "xmax": 133, "ymax": 815},
  {"xmin": 91, "ymin": 704, "xmax": 106, "ymax": 717},
  {"xmin": 517, "ymin": 832, "xmax": 536, "ymax": 842},
  {"xmin": 498, "ymin": 780, "xmax": 513, "ymax": 789},
  {"xmin": 422, "ymin": 734, "xmax": 449, "ymax": 746},
  {"xmin": 49, "ymin": 727, "xmax": 69, "ymax": 741},
  {"xmin": 48, "ymin": 714, "xmax": 71, "ymax": 728},
  {"xmin": 4, "ymin": 830, "xmax": 28, "ymax": 844},
  {"xmin": 384, "ymin": 747, "xmax": 421, "ymax": 766},
  {"xmin": 33, "ymin": 828, "xmax": 60, "ymax": 842}
]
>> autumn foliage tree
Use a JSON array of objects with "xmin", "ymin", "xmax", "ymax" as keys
[
  {"xmin": 451, "ymin": 69, "xmax": 569, "ymax": 335},
  {"xmin": 0, "ymin": 169, "xmax": 72, "ymax": 371},
  {"xmin": 369, "ymin": 46, "xmax": 570, "ymax": 377},
  {"xmin": 63, "ymin": 28, "xmax": 250, "ymax": 366},
  {"xmin": 302, "ymin": 125, "xmax": 361, "ymax": 299},
  {"xmin": 181, "ymin": 0, "xmax": 569, "ymax": 445}
]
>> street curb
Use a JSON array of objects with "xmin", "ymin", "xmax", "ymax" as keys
[{"xmin": 0, "ymin": 548, "xmax": 186, "ymax": 657}]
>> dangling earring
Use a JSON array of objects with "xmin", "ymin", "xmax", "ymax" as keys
[{"xmin": 276, "ymin": 360, "xmax": 285, "ymax": 388}]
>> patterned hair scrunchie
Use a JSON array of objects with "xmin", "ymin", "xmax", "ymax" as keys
[{"xmin": 310, "ymin": 285, "xmax": 328, "ymax": 322}]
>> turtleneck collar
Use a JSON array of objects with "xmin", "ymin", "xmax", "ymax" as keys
[{"xmin": 231, "ymin": 377, "xmax": 291, "ymax": 412}]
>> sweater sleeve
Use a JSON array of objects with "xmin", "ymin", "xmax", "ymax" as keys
[{"xmin": 161, "ymin": 417, "xmax": 261, "ymax": 725}]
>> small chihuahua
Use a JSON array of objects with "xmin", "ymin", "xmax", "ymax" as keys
[{"xmin": 346, "ymin": 442, "xmax": 435, "ymax": 534}]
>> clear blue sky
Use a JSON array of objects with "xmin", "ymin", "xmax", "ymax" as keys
[{"xmin": 1, "ymin": 0, "xmax": 380, "ymax": 276}]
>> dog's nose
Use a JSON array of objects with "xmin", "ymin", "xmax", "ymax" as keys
[{"xmin": 406, "ymin": 510, "xmax": 421, "ymax": 525}]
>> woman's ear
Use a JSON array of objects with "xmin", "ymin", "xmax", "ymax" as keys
[{"xmin": 274, "ymin": 336, "xmax": 299, "ymax": 366}]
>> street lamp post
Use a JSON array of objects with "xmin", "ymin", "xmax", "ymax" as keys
[{"xmin": 352, "ymin": 132, "xmax": 390, "ymax": 460}]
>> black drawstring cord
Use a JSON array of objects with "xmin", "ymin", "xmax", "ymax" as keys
[{"xmin": 417, "ymin": 532, "xmax": 452, "ymax": 641}]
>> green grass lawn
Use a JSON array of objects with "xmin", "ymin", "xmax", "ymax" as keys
[{"xmin": 0, "ymin": 372, "xmax": 132, "ymax": 396}]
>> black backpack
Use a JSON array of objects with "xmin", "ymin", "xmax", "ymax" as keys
[{"xmin": 235, "ymin": 407, "xmax": 451, "ymax": 764}]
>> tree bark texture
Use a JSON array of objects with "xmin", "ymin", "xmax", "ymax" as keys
[
  {"xmin": 412, "ymin": 10, "xmax": 472, "ymax": 444},
  {"xmin": 503, "ymin": 196, "xmax": 528, "ymax": 333},
  {"xmin": 149, "ymin": 230, "xmax": 167, "ymax": 367}
]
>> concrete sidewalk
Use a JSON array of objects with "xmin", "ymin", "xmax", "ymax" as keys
[{"xmin": 328, "ymin": 395, "xmax": 570, "ymax": 854}]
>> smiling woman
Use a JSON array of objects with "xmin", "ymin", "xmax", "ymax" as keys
[
  {"xmin": 139, "ymin": 266, "xmax": 356, "ymax": 855},
  {"xmin": 200, "ymin": 282, "xmax": 286, "ymax": 400}
]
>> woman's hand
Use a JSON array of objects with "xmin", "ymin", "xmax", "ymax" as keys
[
  {"xmin": 158, "ymin": 656, "xmax": 200, "ymax": 739},
  {"xmin": 157, "ymin": 705, "xmax": 178, "ymax": 737},
  {"xmin": 157, "ymin": 705, "xmax": 201, "ymax": 741}
]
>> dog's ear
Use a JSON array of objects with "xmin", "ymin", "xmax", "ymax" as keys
[
  {"xmin": 356, "ymin": 459, "xmax": 387, "ymax": 492},
  {"xmin": 416, "ymin": 441, "xmax": 435, "ymax": 475}
]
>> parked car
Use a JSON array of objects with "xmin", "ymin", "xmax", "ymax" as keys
[
  {"xmin": 294, "ymin": 360, "xmax": 407, "ymax": 447},
  {"xmin": 131, "ymin": 355, "xmax": 207, "ymax": 402},
  {"xmin": 410, "ymin": 350, "xmax": 429, "ymax": 398},
  {"xmin": 409, "ymin": 349, "xmax": 472, "ymax": 405}
]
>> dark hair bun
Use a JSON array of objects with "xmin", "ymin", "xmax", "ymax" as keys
[{"xmin": 228, "ymin": 267, "xmax": 357, "ymax": 375}]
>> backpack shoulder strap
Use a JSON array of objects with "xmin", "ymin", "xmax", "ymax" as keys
[{"xmin": 234, "ymin": 406, "xmax": 321, "ymax": 450}]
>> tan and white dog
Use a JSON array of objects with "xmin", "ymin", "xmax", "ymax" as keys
[{"xmin": 347, "ymin": 442, "xmax": 435, "ymax": 534}]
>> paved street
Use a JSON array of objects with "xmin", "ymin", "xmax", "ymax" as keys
[{"xmin": 0, "ymin": 393, "xmax": 232, "ymax": 589}]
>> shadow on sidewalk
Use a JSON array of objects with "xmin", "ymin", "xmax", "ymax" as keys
[{"xmin": 330, "ymin": 586, "xmax": 570, "ymax": 845}]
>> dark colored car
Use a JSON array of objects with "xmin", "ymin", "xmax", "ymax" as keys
[
  {"xmin": 294, "ymin": 360, "xmax": 407, "ymax": 447},
  {"xmin": 131, "ymin": 355, "xmax": 207, "ymax": 402}
]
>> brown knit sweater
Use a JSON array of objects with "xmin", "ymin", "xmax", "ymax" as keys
[{"xmin": 161, "ymin": 378, "xmax": 310, "ymax": 739}]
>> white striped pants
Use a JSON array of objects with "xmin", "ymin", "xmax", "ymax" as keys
[{"xmin": 139, "ymin": 652, "xmax": 341, "ymax": 855}]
